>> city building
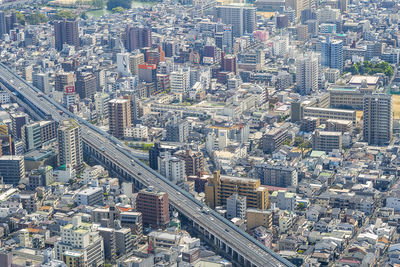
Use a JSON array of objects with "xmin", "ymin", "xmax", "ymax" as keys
[
  {"xmin": 363, "ymin": 94, "xmax": 393, "ymax": 145},
  {"xmin": 0, "ymin": 155, "xmax": 25, "ymax": 185},
  {"xmin": 125, "ymin": 26, "xmax": 152, "ymax": 52},
  {"xmin": 158, "ymin": 152, "xmax": 186, "ymax": 183},
  {"xmin": 136, "ymin": 187, "xmax": 169, "ymax": 227},
  {"xmin": 175, "ymin": 150, "xmax": 205, "ymax": 177},
  {"xmin": 55, "ymin": 216, "xmax": 104, "ymax": 267},
  {"xmin": 205, "ymin": 171, "xmax": 269, "ymax": 210},
  {"xmin": 296, "ymin": 53, "xmax": 319, "ymax": 95},
  {"xmin": 262, "ymin": 128, "xmax": 288, "ymax": 154},
  {"xmin": 246, "ymin": 209, "xmax": 273, "ymax": 230},
  {"xmin": 227, "ymin": 193, "xmax": 246, "ymax": 220},
  {"xmin": 54, "ymin": 19, "xmax": 79, "ymax": 51},
  {"xmin": 215, "ymin": 5, "xmax": 256, "ymax": 37},
  {"xmin": 108, "ymin": 98, "xmax": 132, "ymax": 139},
  {"xmin": 55, "ymin": 72, "xmax": 75, "ymax": 92},
  {"xmin": 57, "ymin": 119, "xmax": 83, "ymax": 171},
  {"xmin": 165, "ymin": 118, "xmax": 189, "ymax": 143},
  {"xmin": 254, "ymin": 164, "xmax": 298, "ymax": 188},
  {"xmin": 32, "ymin": 72, "xmax": 50, "ymax": 94},
  {"xmin": 320, "ymin": 37, "xmax": 344, "ymax": 72},
  {"xmin": 75, "ymin": 71, "xmax": 97, "ymax": 100},
  {"xmin": 76, "ymin": 187, "xmax": 104, "ymax": 206},
  {"xmin": 269, "ymin": 191, "xmax": 297, "ymax": 211},
  {"xmin": 10, "ymin": 112, "xmax": 28, "ymax": 140},
  {"xmin": 312, "ymin": 130, "xmax": 343, "ymax": 152}
]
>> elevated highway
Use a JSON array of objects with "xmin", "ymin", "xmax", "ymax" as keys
[{"xmin": 0, "ymin": 63, "xmax": 294, "ymax": 267}]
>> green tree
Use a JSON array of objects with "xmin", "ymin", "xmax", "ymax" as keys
[
  {"xmin": 15, "ymin": 11, "xmax": 25, "ymax": 25},
  {"xmin": 26, "ymin": 12, "xmax": 48, "ymax": 25},
  {"xmin": 107, "ymin": 0, "xmax": 132, "ymax": 10},
  {"xmin": 111, "ymin": 6, "xmax": 125, "ymax": 13},
  {"xmin": 54, "ymin": 10, "xmax": 75, "ymax": 19}
]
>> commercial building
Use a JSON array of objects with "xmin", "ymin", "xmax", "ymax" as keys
[
  {"xmin": 363, "ymin": 94, "xmax": 393, "ymax": 145},
  {"xmin": 254, "ymin": 164, "xmax": 298, "ymax": 188},
  {"xmin": 55, "ymin": 72, "xmax": 75, "ymax": 92},
  {"xmin": 108, "ymin": 98, "xmax": 132, "ymax": 139},
  {"xmin": 129, "ymin": 53, "xmax": 145, "ymax": 76},
  {"xmin": 312, "ymin": 130, "xmax": 343, "ymax": 152},
  {"xmin": 54, "ymin": 19, "xmax": 79, "ymax": 51},
  {"xmin": 0, "ymin": 155, "xmax": 25, "ymax": 185},
  {"xmin": 32, "ymin": 72, "xmax": 50, "ymax": 94},
  {"xmin": 76, "ymin": 187, "xmax": 104, "ymax": 206},
  {"xmin": 136, "ymin": 187, "xmax": 169, "ymax": 227},
  {"xmin": 75, "ymin": 71, "xmax": 97, "ymax": 100},
  {"xmin": 22, "ymin": 121, "xmax": 57, "ymax": 152},
  {"xmin": 205, "ymin": 171, "xmax": 269, "ymax": 210},
  {"xmin": 57, "ymin": 119, "xmax": 83, "ymax": 171},
  {"xmin": 55, "ymin": 216, "xmax": 104, "ymax": 267},
  {"xmin": 10, "ymin": 112, "xmax": 28, "ymax": 140},
  {"xmin": 215, "ymin": 5, "xmax": 256, "ymax": 37}
]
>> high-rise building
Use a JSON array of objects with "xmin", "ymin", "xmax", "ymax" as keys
[
  {"xmin": 170, "ymin": 68, "xmax": 190, "ymax": 93},
  {"xmin": 115, "ymin": 228, "xmax": 134, "ymax": 257},
  {"xmin": 165, "ymin": 118, "xmax": 189, "ymax": 143},
  {"xmin": 254, "ymin": 164, "xmax": 298, "ymax": 188},
  {"xmin": 54, "ymin": 19, "xmax": 79, "ymax": 51},
  {"xmin": 320, "ymin": 37, "xmax": 343, "ymax": 72},
  {"xmin": 158, "ymin": 152, "xmax": 186, "ymax": 183},
  {"xmin": 129, "ymin": 53, "xmax": 145, "ymax": 75},
  {"xmin": 55, "ymin": 216, "xmax": 104, "ymax": 266},
  {"xmin": 215, "ymin": 5, "xmax": 256, "ymax": 37},
  {"xmin": 94, "ymin": 92, "xmax": 110, "ymax": 120},
  {"xmin": 32, "ymin": 72, "xmax": 50, "ymax": 94},
  {"xmin": 55, "ymin": 72, "xmax": 75, "ymax": 92},
  {"xmin": 138, "ymin": 63, "xmax": 157, "ymax": 84},
  {"xmin": 296, "ymin": 53, "xmax": 319, "ymax": 95},
  {"xmin": 10, "ymin": 112, "xmax": 28, "ymax": 140},
  {"xmin": 136, "ymin": 187, "xmax": 169, "ymax": 227},
  {"xmin": 57, "ymin": 119, "xmax": 83, "ymax": 171},
  {"xmin": 0, "ymin": 12, "xmax": 6, "ymax": 38},
  {"xmin": 98, "ymin": 227, "xmax": 116, "ymax": 261},
  {"xmin": 227, "ymin": 193, "xmax": 246, "ymax": 220},
  {"xmin": 205, "ymin": 171, "xmax": 269, "ymax": 210},
  {"xmin": 124, "ymin": 26, "xmax": 152, "ymax": 52},
  {"xmin": 363, "ymin": 94, "xmax": 393, "ymax": 145},
  {"xmin": 75, "ymin": 71, "xmax": 97, "ymax": 99},
  {"xmin": 175, "ymin": 150, "xmax": 205, "ymax": 177},
  {"xmin": 108, "ymin": 98, "xmax": 132, "ymax": 139},
  {"xmin": 0, "ymin": 155, "xmax": 25, "ymax": 185}
]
